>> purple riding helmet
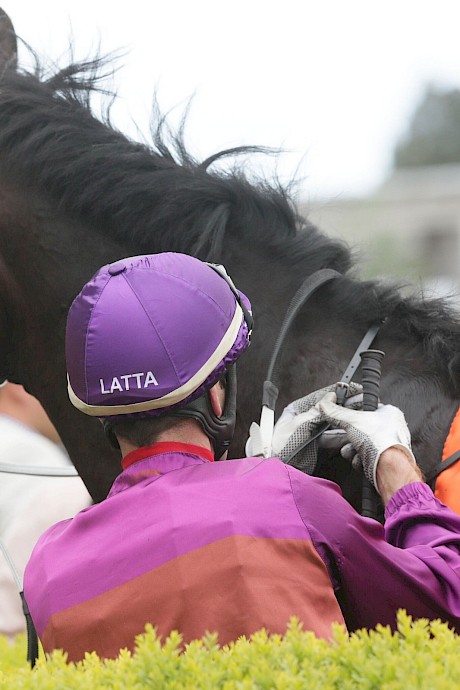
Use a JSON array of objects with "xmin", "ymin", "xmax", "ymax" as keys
[{"xmin": 65, "ymin": 252, "xmax": 253, "ymax": 459}]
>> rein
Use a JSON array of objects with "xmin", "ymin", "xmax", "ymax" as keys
[
  {"xmin": 258, "ymin": 269, "xmax": 382, "ymax": 456},
  {"xmin": 0, "ymin": 463, "xmax": 78, "ymax": 476},
  {"xmin": 257, "ymin": 268, "xmax": 383, "ymax": 524}
]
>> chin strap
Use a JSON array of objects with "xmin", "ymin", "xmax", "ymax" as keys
[
  {"xmin": 101, "ymin": 418, "xmax": 121, "ymax": 450},
  {"xmin": 168, "ymin": 365, "xmax": 237, "ymax": 460}
]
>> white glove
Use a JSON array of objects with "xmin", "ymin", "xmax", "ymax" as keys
[
  {"xmin": 270, "ymin": 397, "xmax": 326, "ymax": 473},
  {"xmin": 319, "ymin": 392, "xmax": 416, "ymax": 491},
  {"xmin": 245, "ymin": 383, "xmax": 362, "ymax": 475}
]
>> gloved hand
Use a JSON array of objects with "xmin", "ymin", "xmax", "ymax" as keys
[
  {"xmin": 319, "ymin": 391, "xmax": 416, "ymax": 491},
  {"xmin": 245, "ymin": 382, "xmax": 363, "ymax": 475}
]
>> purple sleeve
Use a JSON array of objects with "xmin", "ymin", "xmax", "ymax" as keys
[{"xmin": 287, "ymin": 467, "xmax": 460, "ymax": 632}]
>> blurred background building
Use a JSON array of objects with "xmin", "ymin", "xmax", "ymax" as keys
[{"xmin": 302, "ymin": 85, "xmax": 460, "ymax": 300}]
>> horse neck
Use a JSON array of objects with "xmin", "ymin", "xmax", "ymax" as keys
[{"xmin": 0, "ymin": 190, "xmax": 126, "ymax": 499}]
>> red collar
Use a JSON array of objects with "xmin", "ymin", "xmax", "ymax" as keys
[{"xmin": 122, "ymin": 441, "xmax": 214, "ymax": 470}]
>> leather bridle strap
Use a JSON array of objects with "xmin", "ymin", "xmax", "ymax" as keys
[
  {"xmin": 259, "ymin": 269, "xmax": 341, "ymax": 456},
  {"xmin": 259, "ymin": 268, "xmax": 382, "ymax": 457},
  {"xmin": 425, "ymin": 449, "xmax": 460, "ymax": 485},
  {"xmin": 281, "ymin": 322, "xmax": 382, "ymax": 464},
  {"xmin": 427, "ymin": 405, "xmax": 460, "ymax": 514},
  {"xmin": 335, "ymin": 322, "xmax": 382, "ymax": 405}
]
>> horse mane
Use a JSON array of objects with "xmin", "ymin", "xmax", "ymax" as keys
[
  {"xmin": 1, "ymin": 54, "xmax": 460, "ymax": 396},
  {"xmin": 329, "ymin": 276, "xmax": 460, "ymax": 396},
  {"xmin": 0, "ymin": 54, "xmax": 351, "ymax": 274},
  {"xmin": 0, "ymin": 253, "xmax": 32, "ymax": 377}
]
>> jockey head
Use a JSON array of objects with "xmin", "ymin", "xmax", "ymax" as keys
[{"xmin": 65, "ymin": 252, "xmax": 252, "ymax": 459}]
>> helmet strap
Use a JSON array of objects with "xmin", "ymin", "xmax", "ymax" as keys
[
  {"xmin": 101, "ymin": 418, "xmax": 121, "ymax": 450},
  {"xmin": 168, "ymin": 364, "xmax": 238, "ymax": 460}
]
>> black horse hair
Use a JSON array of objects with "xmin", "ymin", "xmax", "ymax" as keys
[
  {"xmin": 1, "ymin": 55, "xmax": 460, "ymax": 395},
  {"xmin": 0, "ymin": 56, "xmax": 350, "ymax": 267}
]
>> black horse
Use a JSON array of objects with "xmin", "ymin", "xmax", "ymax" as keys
[{"xmin": 1, "ymin": 9, "xmax": 460, "ymax": 512}]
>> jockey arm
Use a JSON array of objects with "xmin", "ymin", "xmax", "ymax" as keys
[
  {"xmin": 288, "ymin": 460, "xmax": 460, "ymax": 633},
  {"xmin": 376, "ymin": 447, "xmax": 424, "ymax": 506},
  {"xmin": 249, "ymin": 386, "xmax": 460, "ymax": 632}
]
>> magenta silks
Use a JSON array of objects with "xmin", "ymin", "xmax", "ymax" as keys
[{"xmin": 25, "ymin": 442, "xmax": 460, "ymax": 662}]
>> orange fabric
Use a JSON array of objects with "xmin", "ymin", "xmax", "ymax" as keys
[
  {"xmin": 435, "ymin": 405, "xmax": 460, "ymax": 514},
  {"xmin": 41, "ymin": 535, "xmax": 345, "ymax": 662}
]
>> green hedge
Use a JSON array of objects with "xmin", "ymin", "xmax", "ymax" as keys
[{"xmin": 1, "ymin": 611, "xmax": 459, "ymax": 689}]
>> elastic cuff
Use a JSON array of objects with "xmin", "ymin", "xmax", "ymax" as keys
[{"xmin": 385, "ymin": 482, "xmax": 435, "ymax": 519}]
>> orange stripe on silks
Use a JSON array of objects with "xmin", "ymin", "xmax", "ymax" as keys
[
  {"xmin": 435, "ymin": 405, "xmax": 460, "ymax": 514},
  {"xmin": 41, "ymin": 535, "xmax": 345, "ymax": 662}
]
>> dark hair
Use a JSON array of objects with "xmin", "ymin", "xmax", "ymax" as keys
[{"xmin": 111, "ymin": 415, "xmax": 191, "ymax": 448}]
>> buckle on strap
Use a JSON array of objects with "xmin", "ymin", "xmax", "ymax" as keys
[{"xmin": 335, "ymin": 381, "xmax": 350, "ymax": 406}]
